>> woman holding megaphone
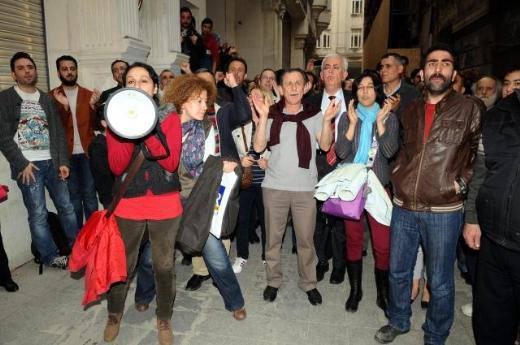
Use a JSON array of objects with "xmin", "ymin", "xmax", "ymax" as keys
[{"xmin": 103, "ymin": 62, "xmax": 182, "ymax": 345}]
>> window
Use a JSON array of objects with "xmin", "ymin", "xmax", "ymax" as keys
[
  {"xmin": 350, "ymin": 29, "xmax": 362, "ymax": 48},
  {"xmin": 352, "ymin": 0, "xmax": 362, "ymax": 15},
  {"xmin": 316, "ymin": 31, "xmax": 330, "ymax": 48}
]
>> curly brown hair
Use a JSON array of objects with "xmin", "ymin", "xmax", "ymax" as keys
[{"xmin": 162, "ymin": 74, "xmax": 216, "ymax": 111}]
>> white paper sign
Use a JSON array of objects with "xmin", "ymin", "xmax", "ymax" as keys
[{"xmin": 209, "ymin": 171, "xmax": 238, "ymax": 238}]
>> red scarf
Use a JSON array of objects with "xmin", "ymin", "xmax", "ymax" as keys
[{"xmin": 268, "ymin": 100, "xmax": 320, "ymax": 169}]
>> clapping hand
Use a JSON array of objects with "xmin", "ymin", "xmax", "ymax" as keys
[
  {"xmin": 387, "ymin": 94, "xmax": 400, "ymax": 111},
  {"xmin": 53, "ymin": 89, "xmax": 69, "ymax": 110},
  {"xmin": 324, "ymin": 98, "xmax": 339, "ymax": 122},
  {"xmin": 89, "ymin": 89, "xmax": 101, "ymax": 110},
  {"xmin": 347, "ymin": 99, "xmax": 358, "ymax": 126},
  {"xmin": 376, "ymin": 98, "xmax": 393, "ymax": 124},
  {"xmin": 252, "ymin": 91, "xmax": 270, "ymax": 120}
]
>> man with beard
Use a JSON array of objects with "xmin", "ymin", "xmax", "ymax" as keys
[
  {"xmin": 0, "ymin": 52, "xmax": 78, "ymax": 269},
  {"xmin": 50, "ymin": 55, "xmax": 99, "ymax": 225},
  {"xmin": 375, "ymin": 44, "xmax": 482, "ymax": 344},
  {"xmin": 475, "ymin": 75, "xmax": 500, "ymax": 110}
]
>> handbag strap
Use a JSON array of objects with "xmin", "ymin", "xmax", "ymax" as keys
[{"xmin": 106, "ymin": 150, "xmax": 145, "ymax": 218}]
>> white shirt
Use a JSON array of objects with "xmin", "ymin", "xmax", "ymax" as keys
[
  {"xmin": 63, "ymin": 86, "xmax": 84, "ymax": 154},
  {"xmin": 320, "ymin": 89, "xmax": 347, "ymax": 141}
]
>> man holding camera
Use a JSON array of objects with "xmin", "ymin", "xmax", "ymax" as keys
[{"xmin": 180, "ymin": 7, "xmax": 205, "ymax": 72}]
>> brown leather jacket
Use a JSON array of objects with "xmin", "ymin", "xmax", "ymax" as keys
[
  {"xmin": 391, "ymin": 89, "xmax": 482, "ymax": 212},
  {"xmin": 50, "ymin": 85, "xmax": 95, "ymax": 157}
]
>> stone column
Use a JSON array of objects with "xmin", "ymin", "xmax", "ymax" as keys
[
  {"xmin": 45, "ymin": 0, "xmax": 151, "ymax": 90},
  {"xmin": 139, "ymin": 0, "xmax": 188, "ymax": 74}
]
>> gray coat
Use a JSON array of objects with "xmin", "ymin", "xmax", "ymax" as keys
[
  {"xmin": 0, "ymin": 86, "xmax": 69, "ymax": 179},
  {"xmin": 335, "ymin": 110, "xmax": 399, "ymax": 186}
]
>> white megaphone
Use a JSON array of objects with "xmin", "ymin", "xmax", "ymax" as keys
[{"xmin": 104, "ymin": 87, "xmax": 158, "ymax": 139}]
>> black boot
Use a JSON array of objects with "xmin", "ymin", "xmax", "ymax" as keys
[
  {"xmin": 375, "ymin": 268, "xmax": 389, "ymax": 317},
  {"xmin": 345, "ymin": 260, "xmax": 363, "ymax": 312}
]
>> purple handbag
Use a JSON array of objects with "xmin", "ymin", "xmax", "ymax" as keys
[{"xmin": 321, "ymin": 184, "xmax": 367, "ymax": 220}]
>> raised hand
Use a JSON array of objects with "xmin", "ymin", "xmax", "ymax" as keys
[
  {"xmin": 180, "ymin": 62, "xmax": 192, "ymax": 75},
  {"xmin": 324, "ymin": 98, "xmax": 339, "ymax": 122},
  {"xmin": 53, "ymin": 89, "xmax": 69, "ymax": 110},
  {"xmin": 387, "ymin": 94, "xmax": 400, "ymax": 111},
  {"xmin": 252, "ymin": 92, "xmax": 270, "ymax": 120},
  {"xmin": 249, "ymin": 89, "xmax": 263, "ymax": 124},
  {"xmin": 224, "ymin": 72, "xmax": 238, "ymax": 88},
  {"xmin": 215, "ymin": 71, "xmax": 225, "ymax": 82},
  {"xmin": 376, "ymin": 99, "xmax": 393, "ymax": 124},
  {"xmin": 347, "ymin": 99, "xmax": 358, "ymax": 126},
  {"xmin": 305, "ymin": 58, "xmax": 316, "ymax": 72},
  {"xmin": 89, "ymin": 89, "xmax": 101, "ymax": 110}
]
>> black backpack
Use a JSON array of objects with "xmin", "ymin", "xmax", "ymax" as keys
[{"xmin": 31, "ymin": 211, "xmax": 71, "ymax": 274}]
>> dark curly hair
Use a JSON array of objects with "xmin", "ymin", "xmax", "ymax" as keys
[{"xmin": 162, "ymin": 74, "xmax": 216, "ymax": 111}]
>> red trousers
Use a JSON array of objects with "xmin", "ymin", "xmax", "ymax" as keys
[{"xmin": 344, "ymin": 211, "xmax": 390, "ymax": 270}]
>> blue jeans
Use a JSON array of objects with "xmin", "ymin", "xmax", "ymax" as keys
[
  {"xmin": 135, "ymin": 241, "xmax": 156, "ymax": 304},
  {"xmin": 388, "ymin": 205, "xmax": 462, "ymax": 345},
  {"xmin": 17, "ymin": 159, "xmax": 79, "ymax": 264},
  {"xmin": 203, "ymin": 234, "xmax": 244, "ymax": 311},
  {"xmin": 68, "ymin": 154, "xmax": 98, "ymax": 225}
]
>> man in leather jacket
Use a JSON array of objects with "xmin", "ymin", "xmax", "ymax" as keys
[
  {"xmin": 375, "ymin": 44, "xmax": 482, "ymax": 345},
  {"xmin": 463, "ymin": 68, "xmax": 520, "ymax": 345}
]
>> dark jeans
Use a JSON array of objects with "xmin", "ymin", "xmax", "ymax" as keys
[
  {"xmin": 68, "ymin": 154, "xmax": 98, "ymax": 225},
  {"xmin": 314, "ymin": 200, "xmax": 346, "ymax": 270},
  {"xmin": 473, "ymin": 235, "xmax": 520, "ymax": 345},
  {"xmin": 0, "ymin": 227, "xmax": 13, "ymax": 283},
  {"xmin": 134, "ymin": 240, "xmax": 156, "ymax": 304},
  {"xmin": 203, "ymin": 234, "xmax": 244, "ymax": 311},
  {"xmin": 17, "ymin": 159, "xmax": 78, "ymax": 264},
  {"xmin": 236, "ymin": 184, "xmax": 265, "ymax": 260},
  {"xmin": 388, "ymin": 206, "xmax": 462, "ymax": 345},
  {"xmin": 107, "ymin": 216, "xmax": 180, "ymax": 320}
]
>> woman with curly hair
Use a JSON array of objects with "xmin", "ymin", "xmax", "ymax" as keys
[{"xmin": 164, "ymin": 72, "xmax": 251, "ymax": 320}]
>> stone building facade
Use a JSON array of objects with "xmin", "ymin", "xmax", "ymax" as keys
[{"xmin": 315, "ymin": 0, "xmax": 364, "ymax": 77}]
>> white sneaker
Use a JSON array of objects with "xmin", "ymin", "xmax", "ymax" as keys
[
  {"xmin": 50, "ymin": 255, "xmax": 68, "ymax": 269},
  {"xmin": 232, "ymin": 257, "xmax": 247, "ymax": 274},
  {"xmin": 461, "ymin": 303, "xmax": 472, "ymax": 317}
]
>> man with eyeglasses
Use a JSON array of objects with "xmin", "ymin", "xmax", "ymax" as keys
[{"xmin": 375, "ymin": 44, "xmax": 482, "ymax": 345}]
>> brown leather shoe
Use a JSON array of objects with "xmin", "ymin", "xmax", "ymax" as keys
[
  {"xmin": 135, "ymin": 303, "xmax": 149, "ymax": 312},
  {"xmin": 232, "ymin": 308, "xmax": 247, "ymax": 321},
  {"xmin": 157, "ymin": 319, "xmax": 174, "ymax": 345},
  {"xmin": 103, "ymin": 313, "xmax": 123, "ymax": 342}
]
